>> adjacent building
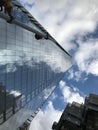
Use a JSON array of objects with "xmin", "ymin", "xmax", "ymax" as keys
[
  {"xmin": 0, "ymin": 0, "xmax": 72, "ymax": 130},
  {"xmin": 52, "ymin": 93, "xmax": 98, "ymax": 130}
]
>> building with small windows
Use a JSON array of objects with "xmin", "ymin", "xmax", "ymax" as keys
[
  {"xmin": 52, "ymin": 93, "xmax": 98, "ymax": 130},
  {"xmin": 84, "ymin": 94, "xmax": 98, "ymax": 130},
  {"xmin": 0, "ymin": 0, "xmax": 72, "ymax": 130}
]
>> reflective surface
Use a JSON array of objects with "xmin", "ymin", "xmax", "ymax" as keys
[{"xmin": 0, "ymin": 1, "xmax": 72, "ymax": 129}]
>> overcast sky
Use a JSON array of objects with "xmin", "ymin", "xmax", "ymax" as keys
[{"xmin": 19, "ymin": 0, "xmax": 98, "ymax": 130}]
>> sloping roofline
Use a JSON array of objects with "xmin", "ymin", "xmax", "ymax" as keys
[{"xmin": 0, "ymin": 0, "xmax": 71, "ymax": 57}]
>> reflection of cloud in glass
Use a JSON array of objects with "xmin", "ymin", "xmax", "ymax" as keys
[
  {"xmin": 43, "ymin": 86, "xmax": 56, "ymax": 99},
  {"xmin": 10, "ymin": 90, "xmax": 22, "ymax": 97},
  {"xmin": 26, "ymin": 85, "xmax": 57, "ymax": 112},
  {"xmin": 0, "ymin": 39, "xmax": 72, "ymax": 73}
]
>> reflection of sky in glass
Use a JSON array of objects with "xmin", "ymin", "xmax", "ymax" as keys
[{"xmin": 0, "ymin": 3, "xmax": 72, "ymax": 129}]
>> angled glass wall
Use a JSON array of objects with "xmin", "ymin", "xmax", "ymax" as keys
[{"xmin": 0, "ymin": 1, "xmax": 72, "ymax": 130}]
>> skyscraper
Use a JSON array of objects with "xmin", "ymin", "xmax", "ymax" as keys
[{"xmin": 0, "ymin": 0, "xmax": 72, "ymax": 130}]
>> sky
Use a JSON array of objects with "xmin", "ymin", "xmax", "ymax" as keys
[{"xmin": 19, "ymin": 0, "xmax": 98, "ymax": 130}]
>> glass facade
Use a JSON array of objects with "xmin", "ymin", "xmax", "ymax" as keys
[{"xmin": 0, "ymin": 1, "xmax": 72, "ymax": 130}]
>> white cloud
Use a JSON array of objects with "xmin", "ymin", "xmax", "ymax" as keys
[
  {"xmin": 67, "ymin": 68, "xmax": 88, "ymax": 82},
  {"xmin": 29, "ymin": 81, "xmax": 85, "ymax": 130},
  {"xmin": 20, "ymin": 0, "xmax": 67, "ymax": 11},
  {"xmin": 67, "ymin": 69, "xmax": 82, "ymax": 82},
  {"xmin": 21, "ymin": 0, "xmax": 98, "ymax": 51},
  {"xmin": 29, "ymin": 101, "xmax": 62, "ymax": 130},
  {"xmin": 43, "ymin": 86, "xmax": 56, "ymax": 100},
  {"xmin": 74, "ymin": 40, "xmax": 98, "ymax": 76},
  {"xmin": 51, "ymin": 92, "xmax": 58, "ymax": 100},
  {"xmin": 59, "ymin": 80, "xmax": 84, "ymax": 103},
  {"xmin": 19, "ymin": 0, "xmax": 98, "ymax": 77}
]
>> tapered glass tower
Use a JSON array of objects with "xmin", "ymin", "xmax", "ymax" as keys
[{"xmin": 0, "ymin": 0, "xmax": 72, "ymax": 130}]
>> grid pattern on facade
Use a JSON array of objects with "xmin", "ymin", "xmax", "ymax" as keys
[
  {"xmin": 0, "ymin": 17, "xmax": 71, "ymax": 125},
  {"xmin": 0, "ymin": 1, "xmax": 72, "ymax": 129}
]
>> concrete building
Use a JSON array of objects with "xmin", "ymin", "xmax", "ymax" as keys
[
  {"xmin": 83, "ymin": 94, "xmax": 98, "ymax": 130},
  {"xmin": 52, "ymin": 94, "xmax": 98, "ymax": 130},
  {"xmin": 0, "ymin": 0, "xmax": 72, "ymax": 130}
]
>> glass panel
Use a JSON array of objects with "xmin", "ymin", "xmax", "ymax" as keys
[{"xmin": 0, "ymin": 1, "xmax": 72, "ymax": 128}]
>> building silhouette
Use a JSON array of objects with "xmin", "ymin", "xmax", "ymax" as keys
[
  {"xmin": 0, "ymin": 0, "xmax": 72, "ymax": 130},
  {"xmin": 52, "ymin": 93, "xmax": 98, "ymax": 130}
]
